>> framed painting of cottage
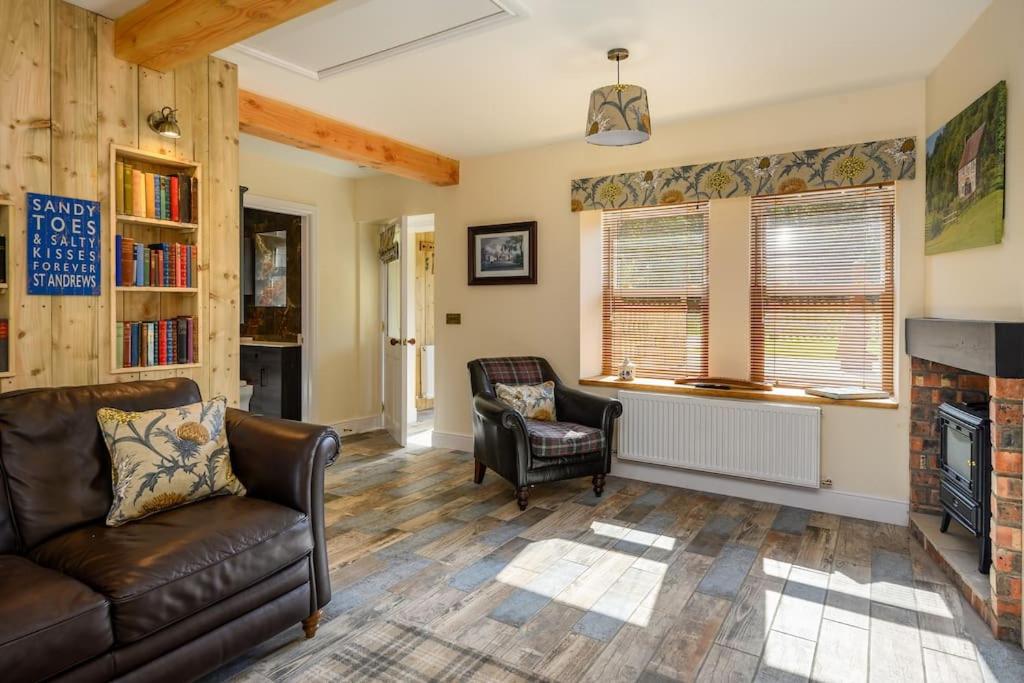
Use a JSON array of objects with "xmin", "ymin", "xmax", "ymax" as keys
[
  {"xmin": 468, "ymin": 221, "xmax": 537, "ymax": 285},
  {"xmin": 925, "ymin": 80, "xmax": 1007, "ymax": 255}
]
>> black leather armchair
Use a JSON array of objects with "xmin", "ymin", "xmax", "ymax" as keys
[{"xmin": 468, "ymin": 357, "xmax": 623, "ymax": 510}]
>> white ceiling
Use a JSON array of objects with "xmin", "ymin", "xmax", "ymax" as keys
[{"xmin": 72, "ymin": 0, "xmax": 990, "ymax": 161}]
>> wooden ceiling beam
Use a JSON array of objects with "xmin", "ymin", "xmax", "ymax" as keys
[
  {"xmin": 238, "ymin": 90, "xmax": 460, "ymax": 187},
  {"xmin": 115, "ymin": 0, "xmax": 334, "ymax": 72}
]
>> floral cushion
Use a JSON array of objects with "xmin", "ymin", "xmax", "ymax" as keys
[
  {"xmin": 526, "ymin": 420, "xmax": 604, "ymax": 459},
  {"xmin": 97, "ymin": 396, "xmax": 245, "ymax": 526},
  {"xmin": 496, "ymin": 381, "xmax": 557, "ymax": 421}
]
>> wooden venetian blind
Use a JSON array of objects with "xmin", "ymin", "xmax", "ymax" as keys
[
  {"xmin": 750, "ymin": 185, "xmax": 895, "ymax": 392},
  {"xmin": 602, "ymin": 203, "xmax": 709, "ymax": 380}
]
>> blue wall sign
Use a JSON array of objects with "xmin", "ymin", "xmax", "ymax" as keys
[{"xmin": 27, "ymin": 192, "xmax": 101, "ymax": 296}]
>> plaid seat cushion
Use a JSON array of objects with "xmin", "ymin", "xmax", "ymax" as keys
[
  {"xmin": 526, "ymin": 420, "xmax": 604, "ymax": 459},
  {"xmin": 479, "ymin": 357, "xmax": 545, "ymax": 385}
]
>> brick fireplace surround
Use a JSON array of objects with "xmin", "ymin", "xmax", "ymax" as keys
[{"xmin": 910, "ymin": 357, "xmax": 1023, "ymax": 642}]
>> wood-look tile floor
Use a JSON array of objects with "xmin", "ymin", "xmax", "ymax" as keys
[{"xmin": 205, "ymin": 432, "xmax": 1024, "ymax": 682}]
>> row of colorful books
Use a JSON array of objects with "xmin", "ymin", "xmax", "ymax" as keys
[
  {"xmin": 114, "ymin": 161, "xmax": 198, "ymax": 224},
  {"xmin": 116, "ymin": 317, "xmax": 197, "ymax": 368},
  {"xmin": 116, "ymin": 237, "xmax": 196, "ymax": 288}
]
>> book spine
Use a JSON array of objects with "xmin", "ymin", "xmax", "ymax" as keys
[
  {"xmin": 159, "ymin": 242, "xmax": 167, "ymax": 286},
  {"xmin": 115, "ymin": 161, "xmax": 124, "ymax": 214},
  {"xmin": 176, "ymin": 318, "xmax": 186, "ymax": 364},
  {"xmin": 136, "ymin": 244, "xmax": 144, "ymax": 287},
  {"xmin": 170, "ymin": 175, "xmax": 179, "ymax": 222},
  {"xmin": 132, "ymin": 169, "xmax": 145, "ymax": 216},
  {"xmin": 158, "ymin": 320, "xmax": 166, "ymax": 365},
  {"xmin": 180, "ymin": 173, "xmax": 190, "ymax": 224},
  {"xmin": 190, "ymin": 177, "xmax": 198, "ymax": 224},
  {"xmin": 187, "ymin": 317, "xmax": 194, "ymax": 364},
  {"xmin": 0, "ymin": 319, "xmax": 8, "ymax": 374},
  {"xmin": 123, "ymin": 163, "xmax": 133, "ymax": 216},
  {"xmin": 130, "ymin": 322, "xmax": 140, "ymax": 367},
  {"xmin": 145, "ymin": 172, "xmax": 155, "ymax": 218},
  {"xmin": 115, "ymin": 322, "xmax": 122, "ymax": 369},
  {"xmin": 161, "ymin": 175, "xmax": 168, "ymax": 220},
  {"xmin": 123, "ymin": 322, "xmax": 130, "ymax": 368},
  {"xmin": 115, "ymin": 234, "xmax": 122, "ymax": 286}
]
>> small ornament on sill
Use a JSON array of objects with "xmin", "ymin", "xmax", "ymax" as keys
[{"xmin": 618, "ymin": 357, "xmax": 636, "ymax": 381}]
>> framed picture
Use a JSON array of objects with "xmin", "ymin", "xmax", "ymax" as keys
[
  {"xmin": 925, "ymin": 80, "xmax": 1007, "ymax": 254},
  {"xmin": 468, "ymin": 221, "xmax": 537, "ymax": 285}
]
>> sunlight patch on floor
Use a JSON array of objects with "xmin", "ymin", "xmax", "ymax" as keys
[{"xmin": 494, "ymin": 526, "xmax": 670, "ymax": 628}]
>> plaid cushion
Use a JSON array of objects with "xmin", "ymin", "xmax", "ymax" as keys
[
  {"xmin": 526, "ymin": 420, "xmax": 604, "ymax": 459},
  {"xmin": 479, "ymin": 357, "xmax": 545, "ymax": 385}
]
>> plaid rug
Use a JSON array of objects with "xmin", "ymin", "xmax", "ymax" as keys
[{"xmin": 301, "ymin": 620, "xmax": 549, "ymax": 682}]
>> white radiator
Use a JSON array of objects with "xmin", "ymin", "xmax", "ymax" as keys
[
  {"xmin": 618, "ymin": 391, "xmax": 821, "ymax": 488},
  {"xmin": 421, "ymin": 345, "xmax": 435, "ymax": 399}
]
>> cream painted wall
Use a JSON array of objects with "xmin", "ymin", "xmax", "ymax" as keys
[
  {"xmin": 924, "ymin": 0, "xmax": 1023, "ymax": 319},
  {"xmin": 356, "ymin": 80, "xmax": 927, "ymax": 505},
  {"xmin": 240, "ymin": 147, "xmax": 381, "ymax": 428}
]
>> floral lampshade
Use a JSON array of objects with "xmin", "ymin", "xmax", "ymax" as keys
[{"xmin": 585, "ymin": 84, "xmax": 651, "ymax": 146}]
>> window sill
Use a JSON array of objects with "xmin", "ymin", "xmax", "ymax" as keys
[{"xmin": 579, "ymin": 376, "xmax": 899, "ymax": 410}]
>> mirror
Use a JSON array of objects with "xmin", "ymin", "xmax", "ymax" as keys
[{"xmin": 254, "ymin": 230, "xmax": 287, "ymax": 307}]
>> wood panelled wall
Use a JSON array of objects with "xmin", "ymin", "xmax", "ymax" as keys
[{"xmin": 0, "ymin": 0, "xmax": 240, "ymax": 403}]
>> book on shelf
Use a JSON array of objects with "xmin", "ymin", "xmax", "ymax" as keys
[
  {"xmin": 116, "ymin": 163, "xmax": 195, "ymax": 224},
  {"xmin": 803, "ymin": 386, "xmax": 890, "ymax": 400},
  {"xmin": 119, "ymin": 316, "xmax": 197, "ymax": 368},
  {"xmin": 115, "ymin": 161, "xmax": 124, "ymax": 214},
  {"xmin": 0, "ymin": 234, "xmax": 7, "ymax": 284},
  {"xmin": 131, "ymin": 168, "xmax": 145, "ymax": 216},
  {"xmin": 0, "ymin": 319, "xmax": 8, "ymax": 374}
]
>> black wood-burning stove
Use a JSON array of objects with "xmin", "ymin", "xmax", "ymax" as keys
[{"xmin": 937, "ymin": 402, "xmax": 991, "ymax": 573}]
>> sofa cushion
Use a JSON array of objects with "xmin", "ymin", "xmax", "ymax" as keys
[
  {"xmin": 526, "ymin": 420, "xmax": 605, "ymax": 459},
  {"xmin": 97, "ymin": 396, "xmax": 246, "ymax": 526},
  {"xmin": 0, "ymin": 378, "xmax": 202, "ymax": 549},
  {"xmin": 0, "ymin": 555, "xmax": 113, "ymax": 682},
  {"xmin": 31, "ymin": 495, "xmax": 312, "ymax": 644},
  {"xmin": 496, "ymin": 381, "xmax": 557, "ymax": 421}
]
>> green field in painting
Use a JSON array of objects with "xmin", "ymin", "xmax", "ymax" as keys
[{"xmin": 925, "ymin": 189, "xmax": 1004, "ymax": 255}]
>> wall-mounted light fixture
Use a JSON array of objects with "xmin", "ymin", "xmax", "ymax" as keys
[{"xmin": 147, "ymin": 106, "xmax": 181, "ymax": 139}]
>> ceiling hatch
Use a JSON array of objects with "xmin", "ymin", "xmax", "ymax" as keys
[{"xmin": 234, "ymin": 0, "xmax": 523, "ymax": 80}]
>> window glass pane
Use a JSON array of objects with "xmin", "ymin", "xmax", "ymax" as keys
[
  {"xmin": 602, "ymin": 203, "xmax": 709, "ymax": 379},
  {"xmin": 750, "ymin": 185, "xmax": 895, "ymax": 392}
]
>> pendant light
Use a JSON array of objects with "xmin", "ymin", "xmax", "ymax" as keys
[{"xmin": 585, "ymin": 48, "xmax": 651, "ymax": 146}]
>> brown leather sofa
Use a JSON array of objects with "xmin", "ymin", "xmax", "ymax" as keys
[{"xmin": 0, "ymin": 378, "xmax": 339, "ymax": 682}]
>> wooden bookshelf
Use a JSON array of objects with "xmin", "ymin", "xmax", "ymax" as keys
[
  {"xmin": 108, "ymin": 144, "xmax": 203, "ymax": 374},
  {"xmin": 115, "ymin": 214, "xmax": 198, "ymax": 231},
  {"xmin": 0, "ymin": 200, "xmax": 14, "ymax": 378}
]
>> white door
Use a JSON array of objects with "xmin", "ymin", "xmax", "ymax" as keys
[{"xmin": 381, "ymin": 218, "xmax": 416, "ymax": 446}]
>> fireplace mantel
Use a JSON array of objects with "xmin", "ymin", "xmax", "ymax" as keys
[{"xmin": 906, "ymin": 318, "xmax": 1024, "ymax": 378}]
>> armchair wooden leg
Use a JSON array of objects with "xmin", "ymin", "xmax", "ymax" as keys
[
  {"xmin": 473, "ymin": 460, "xmax": 486, "ymax": 484},
  {"xmin": 302, "ymin": 609, "xmax": 322, "ymax": 639},
  {"xmin": 592, "ymin": 474, "xmax": 606, "ymax": 497},
  {"xmin": 516, "ymin": 486, "xmax": 530, "ymax": 511}
]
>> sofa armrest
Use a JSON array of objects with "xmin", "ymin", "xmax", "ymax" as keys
[
  {"xmin": 225, "ymin": 408, "xmax": 340, "ymax": 612},
  {"xmin": 473, "ymin": 394, "xmax": 527, "ymax": 432},
  {"xmin": 225, "ymin": 409, "xmax": 339, "ymax": 514},
  {"xmin": 555, "ymin": 385, "xmax": 623, "ymax": 432}
]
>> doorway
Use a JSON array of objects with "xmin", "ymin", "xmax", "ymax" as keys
[
  {"xmin": 379, "ymin": 214, "xmax": 435, "ymax": 448},
  {"xmin": 240, "ymin": 195, "xmax": 316, "ymax": 422}
]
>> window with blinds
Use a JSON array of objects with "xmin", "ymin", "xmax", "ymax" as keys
[
  {"xmin": 750, "ymin": 185, "xmax": 895, "ymax": 393},
  {"xmin": 602, "ymin": 203, "xmax": 709, "ymax": 380}
]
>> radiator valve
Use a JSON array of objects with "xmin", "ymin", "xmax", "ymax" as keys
[{"xmin": 820, "ymin": 478, "xmax": 833, "ymax": 488}]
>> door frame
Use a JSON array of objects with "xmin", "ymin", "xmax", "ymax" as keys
[{"xmin": 242, "ymin": 194, "xmax": 317, "ymax": 422}]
